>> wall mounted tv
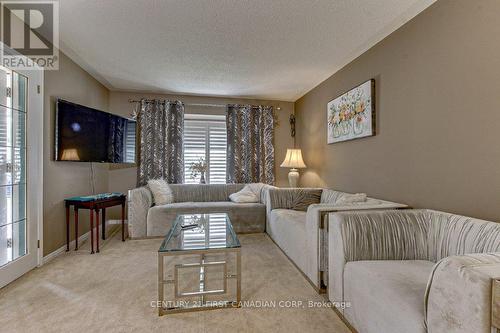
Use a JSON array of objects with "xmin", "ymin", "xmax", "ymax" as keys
[{"xmin": 55, "ymin": 99, "xmax": 136, "ymax": 163}]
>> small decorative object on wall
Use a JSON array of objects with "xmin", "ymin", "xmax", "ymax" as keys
[
  {"xmin": 327, "ymin": 79, "xmax": 375, "ymax": 144},
  {"xmin": 289, "ymin": 114, "xmax": 296, "ymax": 138}
]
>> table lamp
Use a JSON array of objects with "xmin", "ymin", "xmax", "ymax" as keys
[{"xmin": 280, "ymin": 148, "xmax": 306, "ymax": 187}]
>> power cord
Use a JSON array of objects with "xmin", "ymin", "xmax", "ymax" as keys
[{"xmin": 90, "ymin": 162, "xmax": 96, "ymax": 195}]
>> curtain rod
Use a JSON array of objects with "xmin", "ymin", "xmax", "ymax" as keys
[
  {"xmin": 128, "ymin": 99, "xmax": 226, "ymax": 108},
  {"xmin": 128, "ymin": 99, "xmax": 281, "ymax": 110}
]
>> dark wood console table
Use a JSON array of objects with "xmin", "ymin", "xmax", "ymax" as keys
[{"xmin": 65, "ymin": 193, "xmax": 126, "ymax": 254}]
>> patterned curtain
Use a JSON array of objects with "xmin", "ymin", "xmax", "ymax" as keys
[
  {"xmin": 107, "ymin": 116, "xmax": 126, "ymax": 163},
  {"xmin": 226, "ymin": 104, "xmax": 275, "ymax": 184},
  {"xmin": 136, "ymin": 99, "xmax": 184, "ymax": 186}
]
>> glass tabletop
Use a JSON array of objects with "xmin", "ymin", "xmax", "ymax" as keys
[{"xmin": 159, "ymin": 213, "xmax": 240, "ymax": 252}]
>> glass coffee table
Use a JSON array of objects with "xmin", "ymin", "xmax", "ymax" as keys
[{"xmin": 157, "ymin": 213, "xmax": 241, "ymax": 315}]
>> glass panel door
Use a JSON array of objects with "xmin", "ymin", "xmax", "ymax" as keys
[
  {"xmin": 0, "ymin": 55, "xmax": 42, "ymax": 289},
  {"xmin": 0, "ymin": 66, "xmax": 27, "ymax": 267}
]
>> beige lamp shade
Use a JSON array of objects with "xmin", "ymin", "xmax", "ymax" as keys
[
  {"xmin": 280, "ymin": 149, "xmax": 306, "ymax": 169},
  {"xmin": 61, "ymin": 148, "xmax": 80, "ymax": 161}
]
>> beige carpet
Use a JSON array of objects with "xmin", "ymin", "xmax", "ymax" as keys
[{"xmin": 0, "ymin": 232, "xmax": 350, "ymax": 333}]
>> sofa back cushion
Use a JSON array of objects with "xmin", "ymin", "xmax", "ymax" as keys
[
  {"xmin": 168, "ymin": 184, "xmax": 245, "ymax": 202},
  {"xmin": 268, "ymin": 188, "xmax": 322, "ymax": 211},
  {"xmin": 335, "ymin": 209, "xmax": 430, "ymax": 262},
  {"xmin": 427, "ymin": 210, "xmax": 500, "ymax": 262}
]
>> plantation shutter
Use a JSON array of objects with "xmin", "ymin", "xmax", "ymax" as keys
[
  {"xmin": 183, "ymin": 115, "xmax": 226, "ymax": 184},
  {"xmin": 124, "ymin": 121, "xmax": 136, "ymax": 163}
]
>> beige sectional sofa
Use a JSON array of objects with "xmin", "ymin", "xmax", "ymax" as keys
[
  {"xmin": 128, "ymin": 182, "xmax": 499, "ymax": 332},
  {"xmin": 128, "ymin": 184, "xmax": 273, "ymax": 238},
  {"xmin": 328, "ymin": 209, "xmax": 500, "ymax": 333},
  {"xmin": 265, "ymin": 188, "xmax": 407, "ymax": 291}
]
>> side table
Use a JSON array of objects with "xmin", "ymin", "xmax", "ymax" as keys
[{"xmin": 65, "ymin": 193, "xmax": 126, "ymax": 254}]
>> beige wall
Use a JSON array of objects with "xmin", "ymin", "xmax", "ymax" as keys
[
  {"xmin": 107, "ymin": 92, "xmax": 294, "ymax": 219},
  {"xmin": 295, "ymin": 0, "xmax": 500, "ymax": 222},
  {"xmin": 43, "ymin": 53, "xmax": 110, "ymax": 255}
]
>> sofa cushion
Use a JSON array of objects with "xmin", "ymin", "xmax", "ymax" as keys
[
  {"xmin": 147, "ymin": 201, "xmax": 265, "ymax": 236},
  {"xmin": 268, "ymin": 188, "xmax": 322, "ymax": 211},
  {"xmin": 426, "ymin": 210, "xmax": 500, "ymax": 262},
  {"xmin": 229, "ymin": 183, "xmax": 265, "ymax": 203},
  {"xmin": 344, "ymin": 260, "xmax": 434, "ymax": 333},
  {"xmin": 147, "ymin": 179, "xmax": 173, "ymax": 205},
  {"xmin": 168, "ymin": 184, "xmax": 245, "ymax": 202},
  {"xmin": 267, "ymin": 209, "xmax": 308, "ymax": 273}
]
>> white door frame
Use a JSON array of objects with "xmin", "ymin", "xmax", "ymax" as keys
[
  {"xmin": 0, "ymin": 45, "xmax": 44, "ymax": 288},
  {"xmin": 22, "ymin": 65, "xmax": 44, "ymax": 268}
]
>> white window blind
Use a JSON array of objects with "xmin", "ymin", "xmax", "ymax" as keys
[
  {"xmin": 124, "ymin": 121, "xmax": 136, "ymax": 163},
  {"xmin": 184, "ymin": 115, "xmax": 226, "ymax": 184}
]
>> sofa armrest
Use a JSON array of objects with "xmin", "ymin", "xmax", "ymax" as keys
[
  {"xmin": 303, "ymin": 202, "xmax": 409, "ymax": 290},
  {"xmin": 259, "ymin": 184, "xmax": 277, "ymax": 205},
  {"xmin": 425, "ymin": 253, "xmax": 500, "ymax": 333},
  {"xmin": 304, "ymin": 203, "xmax": 356, "ymax": 290},
  {"xmin": 493, "ymin": 279, "xmax": 500, "ymax": 330},
  {"xmin": 305, "ymin": 204, "xmax": 335, "ymax": 289},
  {"xmin": 328, "ymin": 210, "xmax": 429, "ymax": 305},
  {"xmin": 127, "ymin": 186, "xmax": 153, "ymax": 238},
  {"xmin": 260, "ymin": 185, "xmax": 277, "ymax": 230}
]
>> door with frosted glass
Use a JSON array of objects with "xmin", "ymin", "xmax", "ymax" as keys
[
  {"xmin": 0, "ymin": 63, "xmax": 42, "ymax": 288},
  {"xmin": 0, "ymin": 66, "xmax": 27, "ymax": 267}
]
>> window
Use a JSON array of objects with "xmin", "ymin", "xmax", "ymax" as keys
[
  {"xmin": 183, "ymin": 114, "xmax": 226, "ymax": 184},
  {"xmin": 124, "ymin": 120, "xmax": 136, "ymax": 163}
]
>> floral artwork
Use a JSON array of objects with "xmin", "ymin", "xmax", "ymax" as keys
[{"xmin": 327, "ymin": 79, "xmax": 375, "ymax": 143}]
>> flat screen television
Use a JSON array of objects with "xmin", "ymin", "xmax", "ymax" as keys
[{"xmin": 55, "ymin": 99, "xmax": 136, "ymax": 163}]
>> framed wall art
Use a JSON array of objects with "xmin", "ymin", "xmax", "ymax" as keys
[{"xmin": 327, "ymin": 79, "xmax": 375, "ymax": 144}]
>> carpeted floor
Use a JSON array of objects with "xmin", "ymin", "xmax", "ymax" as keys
[{"xmin": 0, "ymin": 232, "xmax": 350, "ymax": 333}]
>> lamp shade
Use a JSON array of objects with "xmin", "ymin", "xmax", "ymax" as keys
[
  {"xmin": 280, "ymin": 149, "xmax": 306, "ymax": 169},
  {"xmin": 61, "ymin": 148, "xmax": 80, "ymax": 161}
]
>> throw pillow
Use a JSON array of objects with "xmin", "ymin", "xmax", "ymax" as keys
[
  {"xmin": 269, "ymin": 188, "xmax": 322, "ymax": 211},
  {"xmin": 320, "ymin": 189, "xmax": 346, "ymax": 204},
  {"xmin": 335, "ymin": 193, "xmax": 367, "ymax": 205},
  {"xmin": 147, "ymin": 179, "xmax": 173, "ymax": 205},
  {"xmin": 229, "ymin": 183, "xmax": 264, "ymax": 203}
]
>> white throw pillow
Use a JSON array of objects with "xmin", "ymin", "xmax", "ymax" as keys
[
  {"xmin": 335, "ymin": 193, "xmax": 368, "ymax": 205},
  {"xmin": 147, "ymin": 179, "xmax": 173, "ymax": 205},
  {"xmin": 229, "ymin": 183, "xmax": 264, "ymax": 203},
  {"xmin": 321, "ymin": 189, "xmax": 345, "ymax": 204}
]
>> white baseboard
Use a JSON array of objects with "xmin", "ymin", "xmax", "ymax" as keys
[
  {"xmin": 42, "ymin": 229, "xmax": 91, "ymax": 264},
  {"xmin": 42, "ymin": 220, "xmax": 128, "ymax": 265},
  {"xmin": 42, "ymin": 220, "xmax": 127, "ymax": 265}
]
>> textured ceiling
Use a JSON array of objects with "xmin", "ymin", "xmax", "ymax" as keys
[{"xmin": 59, "ymin": 0, "xmax": 436, "ymax": 101}]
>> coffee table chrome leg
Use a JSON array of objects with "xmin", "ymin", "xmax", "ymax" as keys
[
  {"xmin": 158, "ymin": 253, "xmax": 164, "ymax": 316},
  {"xmin": 200, "ymin": 253, "xmax": 205, "ymax": 305},
  {"xmin": 158, "ymin": 248, "xmax": 241, "ymax": 315},
  {"xmin": 236, "ymin": 249, "xmax": 241, "ymax": 305}
]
